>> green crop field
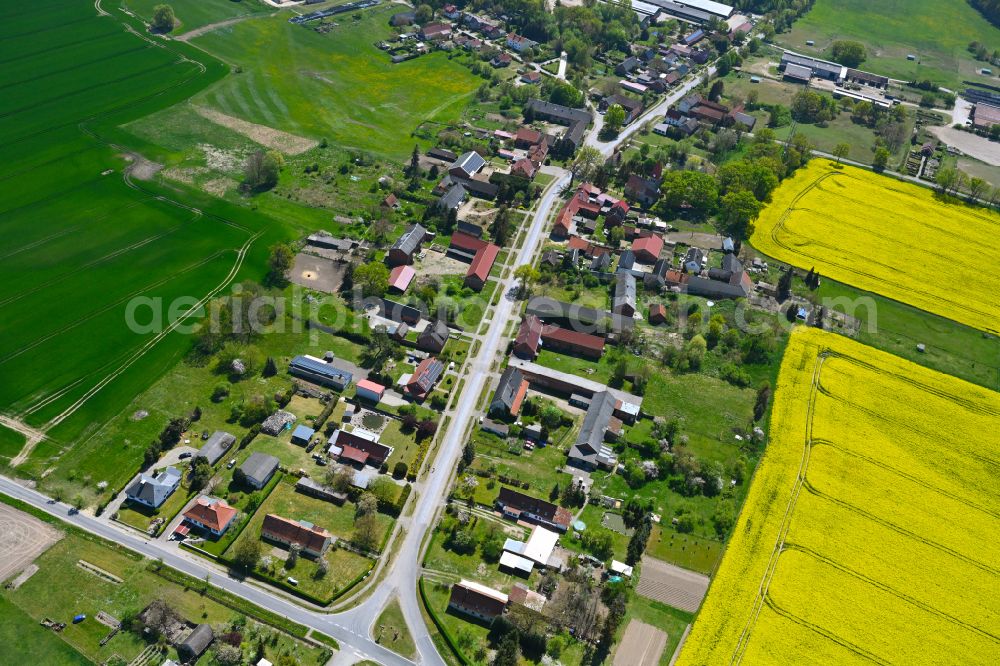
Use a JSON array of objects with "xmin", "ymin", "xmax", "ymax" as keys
[
  {"xmin": 0, "ymin": 1, "xmax": 294, "ymax": 488},
  {"xmin": 776, "ymin": 0, "xmax": 1000, "ymax": 88},
  {"xmin": 187, "ymin": 4, "xmax": 481, "ymax": 159}
]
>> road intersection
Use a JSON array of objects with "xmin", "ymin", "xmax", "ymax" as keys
[{"xmin": 0, "ymin": 70, "xmax": 705, "ymax": 665}]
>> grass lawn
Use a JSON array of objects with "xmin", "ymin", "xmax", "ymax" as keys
[
  {"xmin": 534, "ymin": 349, "xmax": 622, "ymax": 386},
  {"xmin": 803, "ymin": 277, "xmax": 1000, "ymax": 391},
  {"xmin": 190, "ymin": 5, "xmax": 481, "ymax": 160},
  {"xmin": 223, "ymin": 479, "xmax": 385, "ymax": 601},
  {"xmin": 772, "ymin": 113, "xmax": 913, "ymax": 165},
  {"xmin": 470, "ymin": 435, "xmax": 578, "ymax": 503},
  {"xmin": 559, "ymin": 504, "xmax": 630, "ymax": 562},
  {"xmin": 422, "ymin": 578, "xmax": 493, "ymax": 664},
  {"xmin": 43, "ymin": 300, "xmax": 365, "ymax": 507},
  {"xmin": 4, "ymin": 532, "xmax": 326, "ymax": 664},
  {"xmin": 645, "ymin": 524, "xmax": 723, "ymax": 576},
  {"xmin": 537, "ymin": 281, "xmax": 610, "ymax": 311},
  {"xmin": 424, "ymin": 515, "xmax": 532, "ymax": 590},
  {"xmin": 439, "ymin": 275, "xmax": 498, "ymax": 331},
  {"xmin": 382, "ymin": 420, "xmax": 422, "ymax": 471},
  {"xmin": 719, "ymin": 72, "xmax": 915, "ymax": 165},
  {"xmin": 443, "ymin": 337, "xmax": 473, "ymax": 366},
  {"xmin": 374, "ymin": 598, "xmax": 417, "ymax": 659},
  {"xmin": 639, "ymin": 372, "xmax": 755, "ymax": 466},
  {"xmin": 115, "ymin": 477, "xmax": 196, "ymax": 536},
  {"xmin": 774, "ymin": 0, "xmax": 1000, "ymax": 89},
  {"xmin": 195, "ymin": 470, "xmax": 284, "ymax": 557},
  {"xmin": 232, "ymin": 477, "xmax": 393, "ymax": 545},
  {"xmin": 0, "ymin": 596, "xmax": 90, "ymax": 666}
]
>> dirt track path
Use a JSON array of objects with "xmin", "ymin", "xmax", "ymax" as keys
[
  {"xmin": 174, "ymin": 15, "xmax": 254, "ymax": 42},
  {"xmin": 1, "ymin": 415, "xmax": 46, "ymax": 467}
]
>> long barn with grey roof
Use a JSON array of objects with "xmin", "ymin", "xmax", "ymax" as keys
[
  {"xmin": 388, "ymin": 224, "xmax": 428, "ymax": 266},
  {"xmin": 289, "ymin": 354, "xmax": 353, "ymax": 390}
]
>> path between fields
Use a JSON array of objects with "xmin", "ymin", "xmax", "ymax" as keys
[
  {"xmin": 173, "ymin": 16, "xmax": 256, "ymax": 42},
  {"xmin": 192, "ymin": 106, "xmax": 318, "ymax": 155},
  {"xmin": 1, "ymin": 416, "xmax": 47, "ymax": 467}
]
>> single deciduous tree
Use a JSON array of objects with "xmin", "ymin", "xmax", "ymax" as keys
[
  {"xmin": 832, "ymin": 143, "xmax": 850, "ymax": 165},
  {"xmin": 151, "ymin": 4, "xmax": 175, "ymax": 33}
]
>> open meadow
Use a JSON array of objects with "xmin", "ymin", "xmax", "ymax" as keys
[
  {"xmin": 677, "ymin": 327, "xmax": 1000, "ymax": 665},
  {"xmin": 751, "ymin": 160, "xmax": 1000, "ymax": 335},
  {"xmin": 178, "ymin": 3, "xmax": 481, "ymax": 160},
  {"xmin": 775, "ymin": 0, "xmax": 1000, "ymax": 88},
  {"xmin": 125, "ymin": 0, "xmax": 270, "ymax": 34}
]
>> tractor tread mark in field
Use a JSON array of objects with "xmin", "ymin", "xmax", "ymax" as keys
[
  {"xmin": 809, "ymin": 176, "xmax": 1000, "ymax": 243},
  {"xmin": 2, "ymin": 52, "xmax": 205, "ymax": 150},
  {"xmin": 0, "ymin": 249, "xmax": 231, "ymax": 369},
  {"xmin": 0, "ymin": 221, "xmax": 196, "ymax": 310},
  {"xmin": 0, "ymin": 197, "xmax": 154, "ymax": 262},
  {"xmin": 0, "ymin": 2, "xmax": 266, "ymax": 437},
  {"xmin": 781, "ymin": 542, "xmax": 1000, "ymax": 643},
  {"xmin": 809, "ymin": 439, "xmax": 1000, "ymax": 521},
  {"xmin": 0, "ymin": 44, "xmax": 154, "ymax": 93},
  {"xmin": 44, "ymin": 229, "xmax": 264, "ymax": 429},
  {"xmin": 2, "ymin": 14, "xmax": 94, "ymax": 41},
  {"xmin": 767, "ymin": 172, "xmax": 999, "ymax": 332},
  {"xmin": 814, "ymin": 386, "xmax": 1000, "ymax": 470},
  {"xmin": 0, "ymin": 60, "xmax": 180, "ymax": 122},
  {"xmin": 801, "ymin": 479, "xmax": 999, "ymax": 577},
  {"xmin": 730, "ymin": 353, "xmax": 827, "ymax": 664},
  {"xmin": 0, "ymin": 174, "xmax": 113, "ymax": 219},
  {"xmin": 817, "ymin": 350, "xmax": 1000, "ymax": 418},
  {"xmin": 762, "ymin": 592, "xmax": 889, "ymax": 665},
  {"xmin": 0, "ymin": 28, "xmax": 122, "ymax": 67}
]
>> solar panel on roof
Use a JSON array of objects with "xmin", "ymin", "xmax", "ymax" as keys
[{"xmin": 291, "ymin": 355, "xmax": 352, "ymax": 379}]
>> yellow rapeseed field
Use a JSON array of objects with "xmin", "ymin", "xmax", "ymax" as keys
[
  {"xmin": 677, "ymin": 328, "xmax": 1000, "ymax": 665},
  {"xmin": 751, "ymin": 160, "xmax": 1000, "ymax": 334}
]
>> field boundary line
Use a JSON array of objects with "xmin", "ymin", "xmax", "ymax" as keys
[
  {"xmin": 43, "ymin": 229, "xmax": 263, "ymax": 429},
  {"xmin": 731, "ymin": 349, "xmax": 827, "ymax": 663}
]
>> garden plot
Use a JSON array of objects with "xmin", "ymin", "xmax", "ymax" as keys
[{"xmin": 636, "ymin": 556, "xmax": 710, "ymax": 614}]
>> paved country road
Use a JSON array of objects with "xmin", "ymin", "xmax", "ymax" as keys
[
  {"xmin": 0, "ymin": 60, "xmax": 709, "ymax": 665},
  {"xmin": 0, "ymin": 476, "xmax": 412, "ymax": 666}
]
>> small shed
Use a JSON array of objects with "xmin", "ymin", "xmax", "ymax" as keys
[
  {"xmin": 178, "ymin": 624, "xmax": 214, "ymax": 662},
  {"xmin": 356, "ymin": 379, "xmax": 386, "ymax": 403},
  {"xmin": 291, "ymin": 425, "xmax": 316, "ymax": 446}
]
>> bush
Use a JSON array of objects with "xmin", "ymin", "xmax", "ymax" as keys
[
  {"xmin": 212, "ymin": 384, "xmax": 230, "ymax": 402},
  {"xmin": 393, "ymin": 462, "xmax": 408, "ymax": 479}
]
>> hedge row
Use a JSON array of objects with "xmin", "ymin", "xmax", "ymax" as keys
[{"xmin": 419, "ymin": 577, "xmax": 470, "ymax": 666}]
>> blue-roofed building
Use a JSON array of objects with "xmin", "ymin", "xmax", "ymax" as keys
[
  {"xmin": 289, "ymin": 355, "xmax": 353, "ymax": 390},
  {"xmin": 683, "ymin": 29, "xmax": 705, "ymax": 46},
  {"xmin": 291, "ymin": 425, "xmax": 316, "ymax": 446}
]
